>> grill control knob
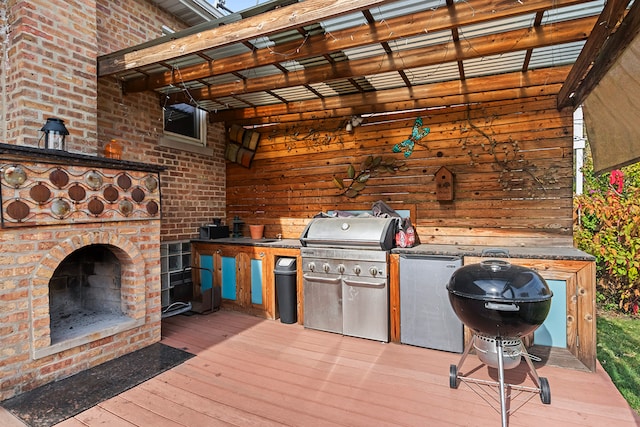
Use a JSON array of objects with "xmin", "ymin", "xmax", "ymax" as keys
[
  {"xmin": 323, "ymin": 263, "xmax": 331, "ymax": 273},
  {"xmin": 369, "ymin": 266, "xmax": 379, "ymax": 276},
  {"xmin": 353, "ymin": 265, "xmax": 361, "ymax": 275},
  {"xmin": 308, "ymin": 262, "xmax": 316, "ymax": 272},
  {"xmin": 337, "ymin": 264, "xmax": 346, "ymax": 274}
]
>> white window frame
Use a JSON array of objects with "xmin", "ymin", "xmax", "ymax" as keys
[{"xmin": 162, "ymin": 103, "xmax": 207, "ymax": 146}]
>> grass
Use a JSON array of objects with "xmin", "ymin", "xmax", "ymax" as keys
[{"xmin": 597, "ymin": 311, "xmax": 640, "ymax": 414}]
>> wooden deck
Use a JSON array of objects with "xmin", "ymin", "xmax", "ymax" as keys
[{"xmin": 2, "ymin": 310, "xmax": 639, "ymax": 426}]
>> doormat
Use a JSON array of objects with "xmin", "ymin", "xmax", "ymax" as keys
[{"xmin": 1, "ymin": 343, "xmax": 194, "ymax": 427}]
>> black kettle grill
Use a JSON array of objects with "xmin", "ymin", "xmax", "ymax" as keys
[{"xmin": 447, "ymin": 250, "xmax": 553, "ymax": 427}]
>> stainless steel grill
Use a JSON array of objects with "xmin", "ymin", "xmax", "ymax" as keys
[{"xmin": 300, "ymin": 216, "xmax": 397, "ymax": 342}]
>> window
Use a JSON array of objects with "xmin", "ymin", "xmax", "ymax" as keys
[{"xmin": 163, "ymin": 103, "xmax": 207, "ymax": 146}]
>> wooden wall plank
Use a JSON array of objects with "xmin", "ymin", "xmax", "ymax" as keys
[{"xmin": 226, "ymin": 95, "xmax": 574, "ymax": 246}]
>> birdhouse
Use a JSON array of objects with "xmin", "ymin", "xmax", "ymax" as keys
[{"xmin": 435, "ymin": 166, "xmax": 454, "ymax": 201}]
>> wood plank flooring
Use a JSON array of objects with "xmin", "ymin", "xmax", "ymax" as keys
[{"xmin": 3, "ymin": 310, "xmax": 639, "ymax": 426}]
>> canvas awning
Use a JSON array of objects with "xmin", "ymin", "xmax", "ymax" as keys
[{"xmin": 583, "ymin": 29, "xmax": 640, "ymax": 173}]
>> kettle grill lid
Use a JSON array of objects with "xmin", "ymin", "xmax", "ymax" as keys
[{"xmin": 447, "ymin": 259, "xmax": 552, "ymax": 303}]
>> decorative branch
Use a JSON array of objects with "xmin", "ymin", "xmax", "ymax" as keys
[
  {"xmin": 333, "ymin": 155, "xmax": 407, "ymax": 198},
  {"xmin": 462, "ymin": 107, "xmax": 555, "ymax": 196}
]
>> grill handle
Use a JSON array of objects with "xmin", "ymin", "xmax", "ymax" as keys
[
  {"xmin": 481, "ymin": 248, "xmax": 510, "ymax": 258},
  {"xmin": 343, "ymin": 278, "xmax": 386, "ymax": 288},
  {"xmin": 484, "ymin": 302, "xmax": 520, "ymax": 312},
  {"xmin": 302, "ymin": 274, "xmax": 341, "ymax": 284}
]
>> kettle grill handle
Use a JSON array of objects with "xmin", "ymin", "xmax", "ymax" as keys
[
  {"xmin": 485, "ymin": 302, "xmax": 520, "ymax": 312},
  {"xmin": 481, "ymin": 248, "xmax": 510, "ymax": 258}
]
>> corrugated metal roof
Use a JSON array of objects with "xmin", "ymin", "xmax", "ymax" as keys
[{"xmin": 108, "ymin": 0, "xmax": 614, "ymax": 126}]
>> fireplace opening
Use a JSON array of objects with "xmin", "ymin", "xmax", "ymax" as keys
[{"xmin": 49, "ymin": 244, "xmax": 131, "ymax": 344}]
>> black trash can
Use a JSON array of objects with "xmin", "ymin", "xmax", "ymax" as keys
[{"xmin": 274, "ymin": 257, "xmax": 297, "ymax": 324}]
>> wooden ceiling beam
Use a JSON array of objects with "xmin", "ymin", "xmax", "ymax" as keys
[
  {"xmin": 556, "ymin": 0, "xmax": 632, "ymax": 108},
  {"xmin": 251, "ymin": 88, "xmax": 562, "ymax": 132},
  {"xmin": 225, "ymin": 84, "xmax": 566, "ymax": 128},
  {"xmin": 212, "ymin": 65, "xmax": 571, "ymax": 124},
  {"xmin": 120, "ymin": 0, "xmax": 587, "ymax": 93},
  {"xmin": 166, "ymin": 16, "xmax": 594, "ymax": 105},
  {"xmin": 99, "ymin": 0, "xmax": 397, "ymax": 76}
]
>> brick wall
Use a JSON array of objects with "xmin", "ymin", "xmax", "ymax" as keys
[
  {"xmin": 1, "ymin": 0, "xmax": 98, "ymax": 150},
  {"xmin": 95, "ymin": 0, "xmax": 227, "ymax": 242},
  {"xmin": 1, "ymin": 0, "xmax": 227, "ymax": 241},
  {"xmin": 0, "ymin": 0, "xmax": 228, "ymax": 400}
]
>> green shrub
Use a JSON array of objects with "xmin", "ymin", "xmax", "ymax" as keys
[{"xmin": 574, "ymin": 151, "xmax": 640, "ymax": 315}]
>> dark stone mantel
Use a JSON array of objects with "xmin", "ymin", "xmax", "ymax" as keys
[{"xmin": 0, "ymin": 143, "xmax": 165, "ymax": 173}]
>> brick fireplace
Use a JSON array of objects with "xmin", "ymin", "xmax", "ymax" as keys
[{"xmin": 0, "ymin": 144, "xmax": 164, "ymax": 400}]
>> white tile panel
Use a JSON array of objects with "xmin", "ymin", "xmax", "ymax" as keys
[
  {"xmin": 202, "ymin": 43, "xmax": 252, "ymax": 59},
  {"xmin": 369, "ymin": 0, "xmax": 444, "ymax": 20},
  {"xmin": 528, "ymin": 41, "xmax": 586, "ymax": 69},
  {"xmin": 215, "ymin": 96, "xmax": 252, "ymax": 109},
  {"xmin": 307, "ymin": 82, "xmax": 341, "ymax": 97},
  {"xmin": 236, "ymin": 65, "xmax": 283, "ymax": 79},
  {"xmin": 388, "ymin": 30, "xmax": 453, "ymax": 52},
  {"xmin": 404, "ymin": 62, "xmax": 460, "ymax": 85},
  {"xmin": 201, "ymin": 73, "xmax": 244, "ymax": 85},
  {"xmin": 463, "ymin": 52, "xmax": 528, "ymax": 78},
  {"xmin": 542, "ymin": 0, "xmax": 606, "ymax": 24},
  {"xmin": 342, "ymin": 44, "xmax": 388, "ymax": 60},
  {"xmin": 459, "ymin": 14, "xmax": 538, "ymax": 39},
  {"xmin": 271, "ymin": 85, "xmax": 320, "ymax": 101},
  {"xmin": 235, "ymin": 91, "xmax": 282, "ymax": 105},
  {"xmin": 320, "ymin": 11, "xmax": 368, "ymax": 32},
  {"xmin": 364, "ymin": 71, "xmax": 406, "ymax": 90}
]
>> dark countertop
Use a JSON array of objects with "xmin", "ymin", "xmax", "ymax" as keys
[
  {"xmin": 392, "ymin": 244, "xmax": 595, "ymax": 261},
  {"xmin": 191, "ymin": 238, "xmax": 595, "ymax": 261},
  {"xmin": 191, "ymin": 237, "xmax": 302, "ymax": 249}
]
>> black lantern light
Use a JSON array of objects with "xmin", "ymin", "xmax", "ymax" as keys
[{"xmin": 41, "ymin": 118, "xmax": 69, "ymax": 150}]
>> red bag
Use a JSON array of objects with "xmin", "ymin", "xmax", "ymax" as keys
[{"xmin": 396, "ymin": 217, "xmax": 416, "ymax": 248}]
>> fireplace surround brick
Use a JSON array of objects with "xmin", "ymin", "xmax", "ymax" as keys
[
  {"xmin": 0, "ymin": 151, "xmax": 164, "ymax": 400},
  {"xmin": 0, "ymin": 218, "xmax": 162, "ymax": 400}
]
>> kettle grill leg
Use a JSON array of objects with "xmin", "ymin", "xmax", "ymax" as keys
[{"xmin": 496, "ymin": 337, "xmax": 508, "ymax": 427}]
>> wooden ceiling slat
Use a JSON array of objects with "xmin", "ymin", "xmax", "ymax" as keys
[
  {"xmin": 98, "ymin": 0, "xmax": 397, "ymax": 76},
  {"xmin": 119, "ymin": 0, "xmax": 588, "ymax": 93},
  {"xmin": 166, "ymin": 16, "xmax": 595, "ymax": 105}
]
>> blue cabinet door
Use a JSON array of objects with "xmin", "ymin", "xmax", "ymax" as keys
[
  {"xmin": 250, "ymin": 258, "xmax": 263, "ymax": 305},
  {"xmin": 221, "ymin": 256, "xmax": 237, "ymax": 300},
  {"xmin": 534, "ymin": 279, "xmax": 567, "ymax": 348},
  {"xmin": 199, "ymin": 254, "xmax": 214, "ymax": 294}
]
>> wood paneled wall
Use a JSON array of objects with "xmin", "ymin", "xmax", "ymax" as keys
[{"xmin": 226, "ymin": 95, "xmax": 575, "ymax": 247}]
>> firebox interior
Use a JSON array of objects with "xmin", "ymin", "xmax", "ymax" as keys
[{"xmin": 48, "ymin": 244, "xmax": 131, "ymax": 344}]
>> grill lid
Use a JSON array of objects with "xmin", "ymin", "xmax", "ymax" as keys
[
  {"xmin": 447, "ymin": 259, "xmax": 552, "ymax": 303},
  {"xmin": 299, "ymin": 217, "xmax": 397, "ymax": 250}
]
